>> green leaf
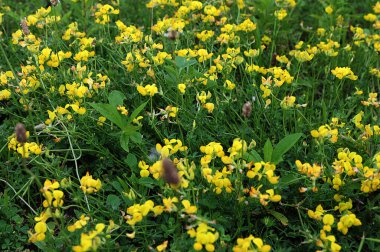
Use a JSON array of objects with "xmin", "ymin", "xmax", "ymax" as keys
[
  {"xmin": 110, "ymin": 181, "xmax": 123, "ymax": 193},
  {"xmin": 365, "ymin": 238, "xmax": 380, "ymax": 243},
  {"xmin": 263, "ymin": 139, "xmax": 273, "ymax": 162},
  {"xmin": 106, "ymin": 194, "xmax": 121, "ymax": 211},
  {"xmin": 268, "ymin": 210, "xmax": 288, "ymax": 226},
  {"xmin": 117, "ymin": 177, "xmax": 132, "ymax": 191},
  {"xmin": 90, "ymin": 103, "xmax": 124, "ymax": 129},
  {"xmin": 130, "ymin": 132, "xmax": 142, "ymax": 144},
  {"xmin": 138, "ymin": 177, "xmax": 157, "ymax": 189},
  {"xmin": 164, "ymin": 65, "xmax": 178, "ymax": 84},
  {"xmin": 243, "ymin": 150, "xmax": 263, "ymax": 162},
  {"xmin": 127, "ymin": 101, "xmax": 148, "ymax": 124},
  {"xmin": 322, "ymin": 101, "xmax": 327, "ymax": 123},
  {"xmin": 126, "ymin": 153, "xmax": 137, "ymax": 168},
  {"xmin": 108, "ymin": 90, "xmax": 126, "ymax": 107},
  {"xmin": 120, "ymin": 132, "xmax": 130, "ymax": 152},
  {"xmin": 279, "ymin": 173, "xmax": 302, "ymax": 186},
  {"xmin": 175, "ymin": 56, "xmax": 197, "ymax": 69},
  {"xmin": 271, "ymin": 133, "xmax": 302, "ymax": 164}
]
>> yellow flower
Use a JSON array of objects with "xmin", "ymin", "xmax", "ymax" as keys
[
  {"xmin": 337, "ymin": 214, "xmax": 361, "ymax": 235},
  {"xmin": 224, "ymin": 80, "xmax": 236, "ymax": 90},
  {"xmin": 177, "ymin": 83, "xmax": 186, "ymax": 94},
  {"xmin": 139, "ymin": 160, "xmax": 150, "ymax": 177},
  {"xmin": 197, "ymin": 49, "xmax": 213, "ymax": 62},
  {"xmin": 266, "ymin": 189, "xmax": 281, "ymax": 202},
  {"xmin": 181, "ymin": 200, "xmax": 197, "ymax": 214},
  {"xmin": 72, "ymin": 223, "xmax": 106, "ymax": 251},
  {"xmin": 0, "ymin": 89, "xmax": 11, "ymax": 100},
  {"xmin": 331, "ymin": 67, "xmax": 358, "ymax": 80},
  {"xmin": 97, "ymin": 116, "xmax": 106, "ymax": 126},
  {"xmin": 157, "ymin": 240, "xmax": 168, "ymax": 251},
  {"xmin": 80, "ymin": 172, "xmax": 102, "ymax": 194},
  {"xmin": 68, "ymin": 215, "xmax": 90, "ymax": 232},
  {"xmin": 188, "ymin": 223, "xmax": 219, "ymax": 252},
  {"xmin": 275, "ymin": 9, "xmax": 287, "ymax": 20},
  {"xmin": 233, "ymin": 235, "xmax": 271, "ymax": 252},
  {"xmin": 323, "ymin": 214, "xmax": 335, "ymax": 231},
  {"xmin": 117, "ymin": 105, "xmax": 129, "ymax": 115},
  {"xmin": 364, "ymin": 13, "xmax": 377, "ymax": 22},
  {"xmin": 28, "ymin": 221, "xmax": 47, "ymax": 243},
  {"xmin": 163, "ymin": 197, "xmax": 178, "ymax": 212},
  {"xmin": 136, "ymin": 84, "xmax": 158, "ymax": 97},
  {"xmin": 325, "ymin": 5, "xmax": 333, "ymax": 15},
  {"xmin": 308, "ymin": 204, "xmax": 324, "ymax": 220},
  {"xmin": 203, "ymin": 102, "xmax": 215, "ymax": 113},
  {"xmin": 196, "ymin": 30, "xmax": 215, "ymax": 42}
]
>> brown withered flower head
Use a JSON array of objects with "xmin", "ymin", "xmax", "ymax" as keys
[
  {"xmin": 242, "ymin": 101, "xmax": 252, "ymax": 118},
  {"xmin": 20, "ymin": 18, "xmax": 30, "ymax": 36},
  {"xmin": 15, "ymin": 123, "xmax": 27, "ymax": 144},
  {"xmin": 161, "ymin": 158, "xmax": 180, "ymax": 185}
]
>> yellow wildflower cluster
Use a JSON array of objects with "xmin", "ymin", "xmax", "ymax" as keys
[
  {"xmin": 38, "ymin": 47, "xmax": 72, "ymax": 71},
  {"xmin": 156, "ymin": 138, "xmax": 188, "ymax": 158},
  {"xmin": 361, "ymin": 92, "xmax": 379, "ymax": 107},
  {"xmin": 8, "ymin": 132, "xmax": 43, "ymax": 158},
  {"xmin": 331, "ymin": 149, "xmax": 380, "ymax": 193},
  {"xmin": 29, "ymin": 180, "xmax": 64, "ymax": 243},
  {"xmin": 308, "ymin": 205, "xmax": 342, "ymax": 251},
  {"xmin": 80, "ymin": 172, "xmax": 102, "ymax": 194},
  {"xmin": 337, "ymin": 213, "xmax": 362, "ymax": 235},
  {"xmin": 26, "ymin": 6, "xmax": 59, "ymax": 29},
  {"xmin": 94, "ymin": 4, "xmax": 119, "ymax": 24},
  {"xmin": 181, "ymin": 199, "xmax": 197, "ymax": 214},
  {"xmin": 187, "ymin": 222, "xmax": 219, "ymax": 251},
  {"xmin": 174, "ymin": 157, "xmax": 196, "ymax": 188},
  {"xmin": 12, "ymin": 29, "xmax": 41, "ymax": 52},
  {"xmin": 72, "ymin": 223, "xmax": 106, "ymax": 252},
  {"xmin": 0, "ymin": 89, "xmax": 11, "ymax": 100},
  {"xmin": 146, "ymin": 0, "xmax": 179, "ymax": 9},
  {"xmin": 317, "ymin": 39, "xmax": 340, "ymax": 57},
  {"xmin": 136, "ymin": 83, "xmax": 158, "ymax": 97},
  {"xmin": 310, "ymin": 124, "xmax": 339, "ymax": 143},
  {"xmin": 316, "ymin": 229, "xmax": 341, "ymax": 252},
  {"xmin": 68, "ymin": 215, "xmax": 90, "ymax": 232},
  {"xmin": 138, "ymin": 139, "xmax": 188, "ymax": 185},
  {"xmin": 295, "ymin": 160, "xmax": 322, "ymax": 181},
  {"xmin": 245, "ymin": 186, "xmax": 281, "ymax": 206},
  {"xmin": 62, "ymin": 22, "xmax": 86, "ymax": 40},
  {"xmin": 125, "ymin": 200, "xmax": 162, "ymax": 226},
  {"xmin": 233, "ymin": 235, "xmax": 271, "ymax": 252},
  {"xmin": 199, "ymin": 142, "xmax": 233, "ymax": 193},
  {"xmin": 331, "ymin": 67, "xmax": 358, "ymax": 80},
  {"xmin": 115, "ymin": 20, "xmax": 143, "ymax": 43},
  {"xmin": 0, "ymin": 71, "xmax": 14, "ymax": 101},
  {"xmin": 246, "ymin": 161, "xmax": 280, "ymax": 184},
  {"xmin": 308, "ymin": 204, "xmax": 325, "ymax": 220},
  {"xmin": 45, "ymin": 103, "xmax": 87, "ymax": 124}
]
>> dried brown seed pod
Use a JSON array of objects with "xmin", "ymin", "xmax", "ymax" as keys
[
  {"xmin": 161, "ymin": 158, "xmax": 180, "ymax": 185},
  {"xmin": 242, "ymin": 101, "xmax": 252, "ymax": 118},
  {"xmin": 15, "ymin": 123, "xmax": 27, "ymax": 144}
]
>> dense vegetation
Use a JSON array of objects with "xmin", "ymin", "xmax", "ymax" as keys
[{"xmin": 0, "ymin": 0, "xmax": 379, "ymax": 251}]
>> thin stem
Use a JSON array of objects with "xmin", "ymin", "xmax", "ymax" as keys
[
  {"xmin": 0, "ymin": 178, "xmax": 38, "ymax": 215},
  {"xmin": 60, "ymin": 121, "xmax": 90, "ymax": 211}
]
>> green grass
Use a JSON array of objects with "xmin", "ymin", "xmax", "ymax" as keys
[{"xmin": 0, "ymin": 0, "xmax": 380, "ymax": 251}]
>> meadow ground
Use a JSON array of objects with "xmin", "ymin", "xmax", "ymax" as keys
[{"xmin": 0, "ymin": 0, "xmax": 380, "ymax": 251}]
